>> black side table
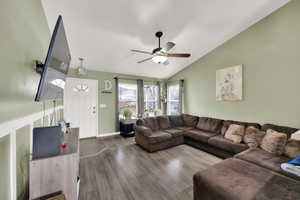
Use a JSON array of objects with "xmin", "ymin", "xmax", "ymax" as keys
[{"xmin": 120, "ymin": 119, "xmax": 136, "ymax": 137}]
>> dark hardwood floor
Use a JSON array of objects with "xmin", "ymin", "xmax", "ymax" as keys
[
  {"xmin": 79, "ymin": 136, "xmax": 222, "ymax": 200},
  {"xmin": 79, "ymin": 135, "xmax": 134, "ymax": 157}
]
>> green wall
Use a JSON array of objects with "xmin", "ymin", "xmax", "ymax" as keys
[
  {"xmin": 0, "ymin": 0, "xmax": 58, "ymax": 199},
  {"xmin": 0, "ymin": 0, "xmax": 53, "ymax": 124},
  {"xmin": 68, "ymin": 69, "xmax": 161, "ymax": 134},
  {"xmin": 16, "ymin": 126, "xmax": 31, "ymax": 200},
  {"xmin": 169, "ymin": 1, "xmax": 300, "ymax": 128},
  {"xmin": 0, "ymin": 135, "xmax": 11, "ymax": 200}
]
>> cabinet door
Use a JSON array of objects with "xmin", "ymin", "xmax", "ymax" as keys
[{"xmin": 30, "ymin": 154, "xmax": 78, "ymax": 200}]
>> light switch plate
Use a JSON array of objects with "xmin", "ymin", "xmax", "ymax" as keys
[{"xmin": 100, "ymin": 104, "xmax": 107, "ymax": 108}]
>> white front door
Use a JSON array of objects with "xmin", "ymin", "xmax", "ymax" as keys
[{"xmin": 64, "ymin": 78, "xmax": 98, "ymax": 138}]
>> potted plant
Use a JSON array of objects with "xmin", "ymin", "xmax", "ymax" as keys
[
  {"xmin": 123, "ymin": 108, "xmax": 133, "ymax": 119},
  {"xmin": 154, "ymin": 109, "xmax": 162, "ymax": 116}
]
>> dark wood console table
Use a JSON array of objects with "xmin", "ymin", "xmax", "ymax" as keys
[
  {"xmin": 120, "ymin": 119, "xmax": 136, "ymax": 137},
  {"xmin": 30, "ymin": 128, "xmax": 79, "ymax": 200}
]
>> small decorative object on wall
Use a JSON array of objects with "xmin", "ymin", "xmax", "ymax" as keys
[
  {"xmin": 73, "ymin": 84, "xmax": 89, "ymax": 92},
  {"xmin": 102, "ymin": 80, "xmax": 113, "ymax": 93},
  {"xmin": 216, "ymin": 65, "xmax": 243, "ymax": 101}
]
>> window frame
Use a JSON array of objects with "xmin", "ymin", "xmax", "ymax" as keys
[
  {"xmin": 144, "ymin": 84, "xmax": 159, "ymax": 116},
  {"xmin": 118, "ymin": 82, "xmax": 138, "ymax": 119},
  {"xmin": 167, "ymin": 84, "xmax": 180, "ymax": 115}
]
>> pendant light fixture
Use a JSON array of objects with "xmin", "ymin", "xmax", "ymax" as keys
[{"xmin": 77, "ymin": 57, "xmax": 87, "ymax": 75}]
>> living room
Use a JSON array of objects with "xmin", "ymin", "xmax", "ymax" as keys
[{"xmin": 1, "ymin": 0, "xmax": 300, "ymax": 200}]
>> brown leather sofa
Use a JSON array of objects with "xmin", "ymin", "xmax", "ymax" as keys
[
  {"xmin": 134, "ymin": 114, "xmax": 300, "ymax": 200},
  {"xmin": 135, "ymin": 114, "xmax": 259, "ymax": 157}
]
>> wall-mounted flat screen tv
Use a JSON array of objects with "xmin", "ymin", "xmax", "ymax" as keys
[{"xmin": 35, "ymin": 15, "xmax": 71, "ymax": 102}]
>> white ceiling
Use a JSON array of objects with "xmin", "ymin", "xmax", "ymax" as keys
[{"xmin": 41, "ymin": 0, "xmax": 289, "ymax": 79}]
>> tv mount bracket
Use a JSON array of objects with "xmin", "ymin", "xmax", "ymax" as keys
[{"xmin": 35, "ymin": 60, "xmax": 44, "ymax": 75}]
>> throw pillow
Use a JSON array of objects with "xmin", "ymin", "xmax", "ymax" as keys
[
  {"xmin": 196, "ymin": 117, "xmax": 223, "ymax": 133},
  {"xmin": 182, "ymin": 114, "xmax": 199, "ymax": 127},
  {"xmin": 260, "ymin": 129, "xmax": 287, "ymax": 155},
  {"xmin": 157, "ymin": 116, "xmax": 171, "ymax": 129},
  {"xmin": 243, "ymin": 126, "xmax": 266, "ymax": 148},
  {"xmin": 224, "ymin": 124, "xmax": 245, "ymax": 143},
  {"xmin": 285, "ymin": 139, "xmax": 300, "ymax": 158},
  {"xmin": 169, "ymin": 115, "xmax": 184, "ymax": 127},
  {"xmin": 291, "ymin": 130, "xmax": 300, "ymax": 141}
]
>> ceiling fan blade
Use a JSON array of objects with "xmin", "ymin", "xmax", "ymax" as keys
[
  {"xmin": 167, "ymin": 53, "xmax": 191, "ymax": 58},
  {"xmin": 163, "ymin": 60, "xmax": 170, "ymax": 65},
  {"xmin": 137, "ymin": 57, "xmax": 153, "ymax": 64},
  {"xmin": 163, "ymin": 42, "xmax": 176, "ymax": 51},
  {"xmin": 131, "ymin": 50, "xmax": 152, "ymax": 55}
]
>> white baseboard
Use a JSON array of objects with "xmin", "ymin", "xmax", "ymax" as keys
[{"xmin": 97, "ymin": 132, "xmax": 120, "ymax": 137}]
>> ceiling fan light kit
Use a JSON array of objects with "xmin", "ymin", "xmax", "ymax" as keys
[
  {"xmin": 131, "ymin": 31, "xmax": 191, "ymax": 65},
  {"xmin": 152, "ymin": 55, "xmax": 168, "ymax": 64}
]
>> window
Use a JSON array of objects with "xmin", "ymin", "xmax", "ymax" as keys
[
  {"xmin": 119, "ymin": 83, "xmax": 138, "ymax": 118},
  {"xmin": 167, "ymin": 84, "xmax": 180, "ymax": 115},
  {"xmin": 144, "ymin": 84, "xmax": 159, "ymax": 116}
]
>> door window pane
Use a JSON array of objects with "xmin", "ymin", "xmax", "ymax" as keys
[
  {"xmin": 167, "ymin": 84, "xmax": 180, "ymax": 115},
  {"xmin": 119, "ymin": 83, "xmax": 138, "ymax": 118},
  {"xmin": 144, "ymin": 84, "xmax": 159, "ymax": 116}
]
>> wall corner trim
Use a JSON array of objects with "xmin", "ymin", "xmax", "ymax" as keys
[{"xmin": 0, "ymin": 105, "xmax": 64, "ymax": 138}]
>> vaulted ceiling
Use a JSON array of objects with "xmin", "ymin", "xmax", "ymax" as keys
[{"xmin": 42, "ymin": 0, "xmax": 290, "ymax": 79}]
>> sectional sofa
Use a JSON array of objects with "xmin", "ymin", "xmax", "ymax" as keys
[{"xmin": 134, "ymin": 114, "xmax": 300, "ymax": 200}]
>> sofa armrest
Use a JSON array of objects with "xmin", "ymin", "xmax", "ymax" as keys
[{"xmin": 134, "ymin": 125, "xmax": 153, "ymax": 137}]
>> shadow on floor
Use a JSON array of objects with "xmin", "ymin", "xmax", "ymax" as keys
[{"xmin": 80, "ymin": 135, "xmax": 135, "ymax": 157}]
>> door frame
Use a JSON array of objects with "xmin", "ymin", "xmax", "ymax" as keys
[{"xmin": 64, "ymin": 77, "xmax": 99, "ymax": 138}]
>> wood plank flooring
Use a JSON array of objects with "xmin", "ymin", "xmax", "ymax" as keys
[
  {"xmin": 79, "ymin": 136, "xmax": 222, "ymax": 200},
  {"xmin": 79, "ymin": 135, "xmax": 134, "ymax": 157}
]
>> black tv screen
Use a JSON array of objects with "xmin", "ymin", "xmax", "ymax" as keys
[
  {"xmin": 35, "ymin": 15, "xmax": 71, "ymax": 102},
  {"xmin": 32, "ymin": 126, "xmax": 62, "ymax": 159}
]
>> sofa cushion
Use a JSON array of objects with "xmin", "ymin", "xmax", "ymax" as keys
[
  {"xmin": 134, "ymin": 125, "xmax": 152, "ymax": 137},
  {"xmin": 136, "ymin": 119, "xmax": 145, "ymax": 126},
  {"xmin": 235, "ymin": 148, "xmax": 300, "ymax": 180},
  {"xmin": 193, "ymin": 158, "xmax": 300, "ymax": 200},
  {"xmin": 169, "ymin": 115, "xmax": 184, "ymax": 127},
  {"xmin": 147, "ymin": 131, "xmax": 172, "ymax": 144},
  {"xmin": 184, "ymin": 129, "xmax": 217, "ymax": 143},
  {"xmin": 176, "ymin": 126, "xmax": 194, "ymax": 131},
  {"xmin": 182, "ymin": 114, "xmax": 199, "ymax": 127},
  {"xmin": 260, "ymin": 129, "xmax": 287, "ymax": 155},
  {"xmin": 196, "ymin": 117, "xmax": 223, "ymax": 133},
  {"xmin": 142, "ymin": 117, "xmax": 160, "ymax": 131},
  {"xmin": 224, "ymin": 124, "xmax": 245, "ymax": 143},
  {"xmin": 156, "ymin": 116, "xmax": 171, "ymax": 129},
  {"xmin": 164, "ymin": 128, "xmax": 184, "ymax": 137},
  {"xmin": 261, "ymin": 124, "xmax": 299, "ymax": 139},
  {"xmin": 243, "ymin": 126, "xmax": 266, "ymax": 148},
  {"xmin": 284, "ymin": 139, "xmax": 300, "ymax": 158},
  {"xmin": 291, "ymin": 130, "xmax": 300, "ymax": 140},
  {"xmin": 208, "ymin": 135, "xmax": 248, "ymax": 154},
  {"xmin": 221, "ymin": 120, "xmax": 261, "ymax": 135}
]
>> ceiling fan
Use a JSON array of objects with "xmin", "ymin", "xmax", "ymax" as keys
[{"xmin": 131, "ymin": 31, "xmax": 191, "ymax": 65}]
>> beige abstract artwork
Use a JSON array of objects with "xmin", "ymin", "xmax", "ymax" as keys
[{"xmin": 216, "ymin": 65, "xmax": 243, "ymax": 101}]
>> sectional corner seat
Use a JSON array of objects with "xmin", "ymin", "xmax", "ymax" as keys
[{"xmin": 134, "ymin": 114, "xmax": 300, "ymax": 200}]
